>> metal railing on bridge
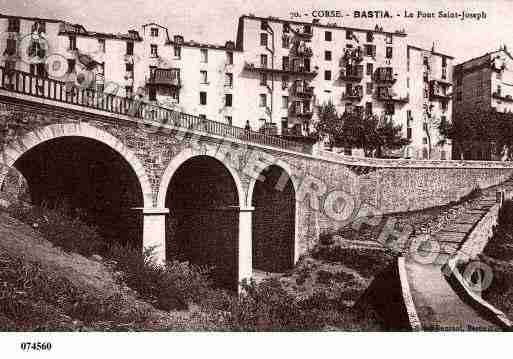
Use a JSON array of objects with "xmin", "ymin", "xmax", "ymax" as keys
[{"xmin": 0, "ymin": 66, "xmax": 308, "ymax": 154}]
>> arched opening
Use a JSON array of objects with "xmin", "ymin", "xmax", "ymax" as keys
[
  {"xmin": 252, "ymin": 165, "xmax": 296, "ymax": 273},
  {"xmin": 12, "ymin": 136, "xmax": 144, "ymax": 247},
  {"xmin": 165, "ymin": 155, "xmax": 239, "ymax": 289}
]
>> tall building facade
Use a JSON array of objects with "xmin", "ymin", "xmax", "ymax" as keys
[
  {"xmin": 452, "ymin": 46, "xmax": 513, "ymax": 159},
  {"xmin": 0, "ymin": 13, "xmax": 454, "ymax": 159}
]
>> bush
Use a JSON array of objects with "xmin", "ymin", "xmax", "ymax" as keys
[
  {"xmin": 311, "ymin": 243, "xmax": 393, "ymax": 278},
  {"xmin": 6, "ymin": 202, "xmax": 106, "ymax": 257},
  {"xmin": 0, "ymin": 251, "xmax": 143, "ymax": 330}
]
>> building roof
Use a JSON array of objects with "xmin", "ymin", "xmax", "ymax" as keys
[
  {"xmin": 239, "ymin": 14, "xmax": 407, "ymax": 37},
  {"xmin": 59, "ymin": 22, "xmax": 142, "ymax": 41},
  {"xmin": 407, "ymin": 45, "xmax": 454, "ymax": 59},
  {"xmin": 455, "ymin": 47, "xmax": 513, "ymax": 69},
  {"xmin": 0, "ymin": 13, "xmax": 62, "ymax": 23}
]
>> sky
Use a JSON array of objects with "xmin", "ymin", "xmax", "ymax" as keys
[{"xmin": 2, "ymin": 0, "xmax": 513, "ymax": 63}]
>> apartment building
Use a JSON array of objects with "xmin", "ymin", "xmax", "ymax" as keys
[
  {"xmin": 0, "ymin": 12, "xmax": 454, "ymax": 159},
  {"xmin": 407, "ymin": 45, "xmax": 453, "ymax": 160},
  {"xmin": 452, "ymin": 46, "xmax": 513, "ymax": 159},
  {"xmin": 236, "ymin": 15, "xmax": 409, "ymax": 143}
]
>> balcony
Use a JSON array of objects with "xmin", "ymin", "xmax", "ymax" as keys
[
  {"xmin": 290, "ymin": 103, "xmax": 313, "ymax": 117},
  {"xmin": 244, "ymin": 62, "xmax": 317, "ymax": 77},
  {"xmin": 429, "ymin": 82, "xmax": 451, "ymax": 101},
  {"xmin": 291, "ymin": 25, "xmax": 313, "ymax": 39},
  {"xmin": 492, "ymin": 92, "xmax": 513, "ymax": 102},
  {"xmin": 146, "ymin": 68, "xmax": 181, "ymax": 88},
  {"xmin": 292, "ymin": 82, "xmax": 314, "ymax": 97},
  {"xmin": 339, "ymin": 65, "xmax": 364, "ymax": 82},
  {"xmin": 375, "ymin": 88, "xmax": 408, "ymax": 103},
  {"xmin": 374, "ymin": 67, "xmax": 396, "ymax": 85},
  {"xmin": 430, "ymin": 78, "xmax": 452, "ymax": 88},
  {"xmin": 291, "ymin": 41, "xmax": 313, "ymax": 58},
  {"xmin": 342, "ymin": 86, "xmax": 363, "ymax": 101},
  {"xmin": 342, "ymin": 47, "xmax": 363, "ymax": 64}
]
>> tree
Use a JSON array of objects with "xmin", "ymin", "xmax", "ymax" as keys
[
  {"xmin": 314, "ymin": 102, "xmax": 410, "ymax": 158},
  {"xmin": 443, "ymin": 108, "xmax": 513, "ymax": 160}
]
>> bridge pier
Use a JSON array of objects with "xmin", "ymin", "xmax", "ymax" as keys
[
  {"xmin": 141, "ymin": 207, "xmax": 169, "ymax": 264},
  {"xmin": 238, "ymin": 206, "xmax": 254, "ymax": 285}
]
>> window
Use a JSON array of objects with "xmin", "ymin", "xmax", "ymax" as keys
[
  {"xmin": 260, "ymin": 73, "xmax": 267, "ymax": 86},
  {"xmin": 282, "ymin": 56, "xmax": 289, "ymax": 70},
  {"xmin": 282, "ymin": 75, "xmax": 289, "ymax": 89},
  {"xmin": 260, "ymin": 54, "xmax": 268, "ymax": 68},
  {"xmin": 201, "ymin": 49, "xmax": 208, "ymax": 63},
  {"xmin": 366, "ymin": 32, "xmax": 373, "ymax": 42},
  {"xmin": 67, "ymin": 59, "xmax": 76, "ymax": 73},
  {"xmin": 149, "ymin": 86, "xmax": 156, "ymax": 101},
  {"xmin": 225, "ymin": 116, "xmax": 232, "ymax": 125},
  {"xmin": 423, "ymin": 56, "xmax": 429, "ymax": 67},
  {"xmin": 261, "ymin": 20, "xmax": 268, "ymax": 30},
  {"xmin": 150, "ymin": 44, "xmax": 158, "ymax": 57},
  {"xmin": 325, "ymin": 31, "xmax": 332, "ymax": 41},
  {"xmin": 324, "ymin": 51, "xmax": 332, "ymax": 61},
  {"xmin": 366, "ymin": 63, "xmax": 373, "ymax": 76},
  {"xmin": 259, "ymin": 94, "xmax": 267, "ymax": 107},
  {"xmin": 346, "ymin": 30, "xmax": 353, "ymax": 40},
  {"xmin": 281, "ymin": 117, "xmax": 288, "ymax": 131},
  {"xmin": 225, "ymin": 93, "xmax": 232, "ymax": 107},
  {"xmin": 125, "ymin": 63, "xmax": 133, "ymax": 72},
  {"xmin": 324, "ymin": 70, "xmax": 332, "ymax": 81},
  {"xmin": 260, "ymin": 33, "xmax": 268, "ymax": 47},
  {"xmin": 442, "ymin": 57, "xmax": 447, "ymax": 67},
  {"xmin": 283, "ymin": 23, "xmax": 289, "ymax": 33},
  {"xmin": 365, "ymin": 102, "xmax": 372, "ymax": 116},
  {"xmin": 8, "ymin": 18, "xmax": 20, "ymax": 32},
  {"xmin": 225, "ymin": 73, "xmax": 233, "ymax": 87},
  {"xmin": 98, "ymin": 39, "xmax": 105, "ymax": 52},
  {"xmin": 386, "ymin": 47, "xmax": 393, "ymax": 59},
  {"xmin": 29, "ymin": 64, "xmax": 36, "ymax": 75},
  {"xmin": 226, "ymin": 51, "xmax": 233, "ymax": 64},
  {"xmin": 200, "ymin": 70, "xmax": 208, "ymax": 84},
  {"xmin": 422, "ymin": 137, "xmax": 428, "ymax": 145},
  {"xmin": 385, "ymin": 34, "xmax": 392, "ymax": 44},
  {"xmin": 126, "ymin": 41, "xmax": 133, "ymax": 55},
  {"xmin": 174, "ymin": 46, "xmax": 181, "ymax": 58},
  {"xmin": 282, "ymin": 36, "xmax": 290, "ymax": 48},
  {"xmin": 150, "ymin": 27, "xmax": 159, "ymax": 37},
  {"xmin": 407, "ymin": 128, "xmax": 412, "ymax": 139},
  {"xmin": 200, "ymin": 91, "xmax": 207, "ymax": 105},
  {"xmin": 385, "ymin": 103, "xmax": 395, "ymax": 115},
  {"xmin": 364, "ymin": 44, "xmax": 376, "ymax": 57},
  {"xmin": 199, "ymin": 114, "xmax": 206, "ymax": 120},
  {"xmin": 69, "ymin": 36, "xmax": 77, "ymax": 50},
  {"xmin": 5, "ymin": 39, "xmax": 16, "ymax": 56},
  {"xmin": 125, "ymin": 86, "xmax": 133, "ymax": 98},
  {"xmin": 282, "ymin": 96, "xmax": 288, "ymax": 109},
  {"xmin": 366, "ymin": 82, "xmax": 373, "ymax": 95},
  {"xmin": 422, "ymin": 148, "xmax": 428, "ymax": 159}
]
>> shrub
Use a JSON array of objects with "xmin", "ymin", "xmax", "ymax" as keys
[
  {"xmin": 6, "ymin": 202, "xmax": 106, "ymax": 257},
  {"xmin": 311, "ymin": 243, "xmax": 393, "ymax": 278}
]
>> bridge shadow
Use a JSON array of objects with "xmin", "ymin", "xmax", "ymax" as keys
[
  {"xmin": 12, "ymin": 136, "xmax": 144, "ymax": 248},
  {"xmin": 164, "ymin": 155, "xmax": 239, "ymax": 290},
  {"xmin": 252, "ymin": 165, "xmax": 296, "ymax": 273}
]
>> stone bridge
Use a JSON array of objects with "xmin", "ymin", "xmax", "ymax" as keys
[{"xmin": 1, "ymin": 66, "xmax": 513, "ymax": 289}]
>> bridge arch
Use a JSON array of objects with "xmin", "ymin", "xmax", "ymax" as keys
[
  {"xmin": 248, "ymin": 162, "xmax": 299, "ymax": 272},
  {"xmin": 0, "ymin": 123, "xmax": 153, "ymax": 247},
  {"xmin": 157, "ymin": 147, "xmax": 245, "ymax": 289},
  {"xmin": 0, "ymin": 123, "xmax": 153, "ymax": 207}
]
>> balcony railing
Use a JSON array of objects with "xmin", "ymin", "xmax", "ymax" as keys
[
  {"xmin": 375, "ymin": 89, "xmax": 409, "ymax": 103},
  {"xmin": 293, "ymin": 83, "xmax": 314, "ymax": 97},
  {"xmin": 342, "ymin": 86, "xmax": 363, "ymax": 101},
  {"xmin": 374, "ymin": 67, "xmax": 396, "ymax": 84},
  {"xmin": 342, "ymin": 47, "xmax": 363, "ymax": 64},
  {"xmin": 244, "ymin": 62, "xmax": 317, "ymax": 76},
  {"xmin": 492, "ymin": 91, "xmax": 513, "ymax": 102},
  {"xmin": 0, "ymin": 66, "xmax": 308, "ymax": 154},
  {"xmin": 429, "ymin": 83, "xmax": 451, "ymax": 101},
  {"xmin": 339, "ymin": 66, "xmax": 364, "ymax": 82}
]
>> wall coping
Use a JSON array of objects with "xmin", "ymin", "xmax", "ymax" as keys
[
  {"xmin": 3, "ymin": 92, "xmax": 513, "ymax": 171},
  {"xmin": 397, "ymin": 257, "xmax": 423, "ymax": 331}
]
